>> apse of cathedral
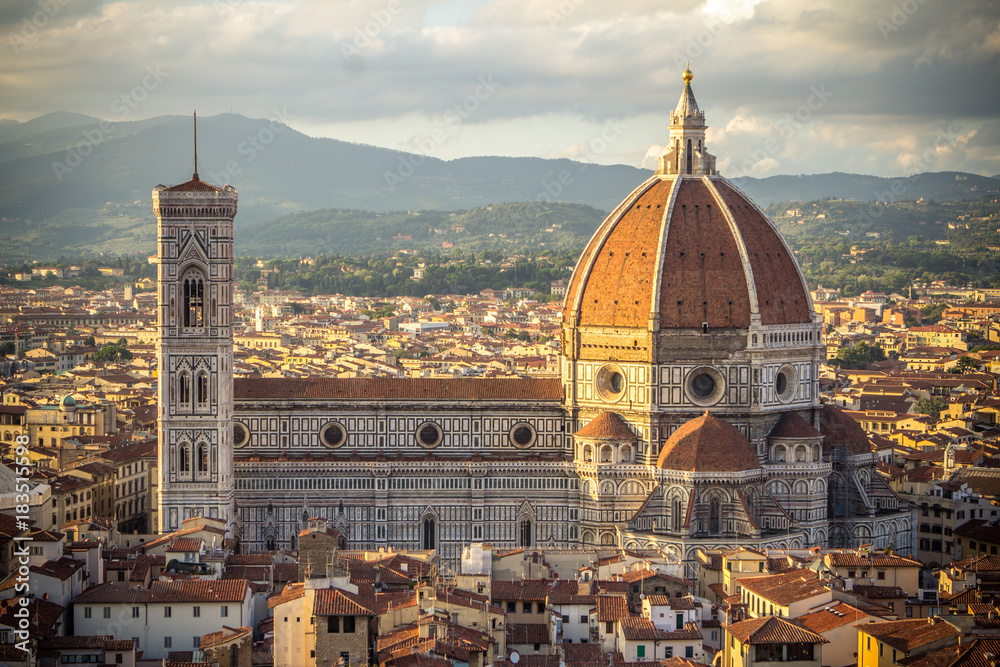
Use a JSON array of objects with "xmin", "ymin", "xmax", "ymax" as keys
[{"xmin": 154, "ymin": 69, "xmax": 911, "ymax": 570}]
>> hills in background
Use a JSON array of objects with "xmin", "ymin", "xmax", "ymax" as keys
[{"xmin": 0, "ymin": 112, "xmax": 998, "ymax": 259}]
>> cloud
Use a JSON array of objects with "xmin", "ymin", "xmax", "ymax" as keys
[{"xmin": 0, "ymin": 0, "xmax": 997, "ymax": 176}]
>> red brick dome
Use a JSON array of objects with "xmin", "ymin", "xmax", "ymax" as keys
[
  {"xmin": 563, "ymin": 175, "xmax": 812, "ymax": 331},
  {"xmin": 656, "ymin": 410, "xmax": 761, "ymax": 473}
]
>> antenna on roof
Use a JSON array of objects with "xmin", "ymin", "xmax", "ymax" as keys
[{"xmin": 192, "ymin": 110, "xmax": 199, "ymax": 181}]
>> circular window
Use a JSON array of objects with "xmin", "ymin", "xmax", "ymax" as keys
[
  {"xmin": 416, "ymin": 422, "xmax": 443, "ymax": 448},
  {"xmin": 685, "ymin": 366, "xmax": 725, "ymax": 406},
  {"xmin": 233, "ymin": 422, "xmax": 250, "ymax": 448},
  {"xmin": 596, "ymin": 364, "xmax": 627, "ymax": 403},
  {"xmin": 509, "ymin": 423, "xmax": 537, "ymax": 448},
  {"xmin": 321, "ymin": 421, "xmax": 347, "ymax": 448},
  {"xmin": 775, "ymin": 365, "xmax": 797, "ymax": 403}
]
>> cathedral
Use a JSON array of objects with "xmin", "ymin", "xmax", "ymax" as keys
[{"xmin": 154, "ymin": 68, "xmax": 911, "ymax": 570}]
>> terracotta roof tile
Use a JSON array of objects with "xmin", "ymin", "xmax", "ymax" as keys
[
  {"xmin": 769, "ymin": 412, "xmax": 824, "ymax": 439},
  {"xmin": 726, "ymin": 616, "xmax": 828, "ymax": 645},
  {"xmin": 234, "ymin": 377, "xmax": 561, "ymax": 401},
  {"xmin": 657, "ymin": 411, "xmax": 760, "ymax": 473},
  {"xmin": 855, "ymin": 618, "xmax": 960, "ymax": 653},
  {"xmin": 574, "ymin": 412, "xmax": 637, "ymax": 440},
  {"xmin": 737, "ymin": 570, "xmax": 828, "ymax": 606}
]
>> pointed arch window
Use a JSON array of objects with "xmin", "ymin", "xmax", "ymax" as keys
[
  {"xmin": 179, "ymin": 446, "xmax": 190, "ymax": 473},
  {"xmin": 179, "ymin": 372, "xmax": 191, "ymax": 406},
  {"xmin": 671, "ymin": 498, "xmax": 682, "ymax": 533},
  {"xmin": 520, "ymin": 519, "xmax": 533, "ymax": 547},
  {"xmin": 196, "ymin": 372, "xmax": 209, "ymax": 407},
  {"xmin": 197, "ymin": 444, "xmax": 208, "ymax": 473},
  {"xmin": 686, "ymin": 138, "xmax": 693, "ymax": 174},
  {"xmin": 181, "ymin": 270, "xmax": 205, "ymax": 329},
  {"xmin": 422, "ymin": 517, "xmax": 436, "ymax": 550},
  {"xmin": 709, "ymin": 498, "xmax": 721, "ymax": 534}
]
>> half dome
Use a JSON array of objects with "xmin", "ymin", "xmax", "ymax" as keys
[{"xmin": 656, "ymin": 410, "xmax": 761, "ymax": 473}]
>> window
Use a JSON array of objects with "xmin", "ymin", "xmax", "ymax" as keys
[
  {"xmin": 193, "ymin": 606, "xmax": 201, "ymax": 617},
  {"xmin": 193, "ymin": 636, "xmax": 201, "ymax": 649},
  {"xmin": 221, "ymin": 605, "xmax": 228, "ymax": 617},
  {"xmin": 84, "ymin": 607, "xmax": 92, "ymax": 618},
  {"xmin": 196, "ymin": 372, "xmax": 208, "ymax": 406},
  {"xmin": 879, "ymin": 642, "xmax": 884, "ymax": 657},
  {"xmin": 606, "ymin": 622, "xmax": 613, "ymax": 634},
  {"xmin": 507, "ymin": 602, "xmax": 516, "ymax": 613},
  {"xmin": 756, "ymin": 645, "xmax": 783, "ymax": 661},
  {"xmin": 182, "ymin": 270, "xmax": 205, "ymax": 328},
  {"xmin": 537, "ymin": 602, "xmax": 545, "ymax": 614},
  {"xmin": 131, "ymin": 606, "xmax": 139, "ymax": 618},
  {"xmin": 906, "ymin": 606, "xmax": 914, "ymax": 618},
  {"xmin": 340, "ymin": 653, "xmax": 350, "ymax": 667},
  {"xmin": 664, "ymin": 647, "xmax": 673, "ymax": 659},
  {"xmin": 686, "ymin": 646, "xmax": 695, "ymax": 658},
  {"xmin": 637, "ymin": 645, "xmax": 646, "ymax": 659},
  {"xmin": 877, "ymin": 571, "xmax": 885, "ymax": 580},
  {"xmin": 580, "ymin": 615, "xmax": 588, "ymax": 624},
  {"xmin": 788, "ymin": 644, "xmax": 814, "ymax": 661},
  {"xmin": 103, "ymin": 607, "xmax": 111, "ymax": 619},
  {"xmin": 164, "ymin": 607, "xmax": 171, "ymax": 618},
  {"xmin": 343, "ymin": 616, "xmax": 355, "ymax": 633},
  {"xmin": 328, "ymin": 616, "xmax": 340, "ymax": 633},
  {"xmin": 164, "ymin": 637, "xmax": 172, "ymax": 648},
  {"xmin": 524, "ymin": 602, "xmax": 532, "ymax": 613}
]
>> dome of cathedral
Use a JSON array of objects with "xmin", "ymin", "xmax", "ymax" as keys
[
  {"xmin": 819, "ymin": 404, "xmax": 871, "ymax": 455},
  {"xmin": 656, "ymin": 410, "xmax": 761, "ymax": 473},
  {"xmin": 562, "ymin": 69, "xmax": 812, "ymax": 334}
]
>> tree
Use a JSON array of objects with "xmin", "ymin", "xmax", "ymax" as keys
[
  {"xmin": 83, "ymin": 336, "xmax": 95, "ymax": 347},
  {"xmin": 0, "ymin": 342, "xmax": 14, "ymax": 356},
  {"xmin": 914, "ymin": 397, "xmax": 949, "ymax": 420},
  {"xmin": 94, "ymin": 344, "xmax": 133, "ymax": 363},
  {"xmin": 951, "ymin": 356, "xmax": 981, "ymax": 373},
  {"xmin": 830, "ymin": 342, "xmax": 887, "ymax": 370}
]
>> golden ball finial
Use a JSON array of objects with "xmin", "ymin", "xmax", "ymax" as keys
[{"xmin": 682, "ymin": 60, "xmax": 693, "ymax": 84}]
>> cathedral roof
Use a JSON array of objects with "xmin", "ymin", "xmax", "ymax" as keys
[
  {"xmin": 768, "ymin": 412, "xmax": 824, "ymax": 440},
  {"xmin": 233, "ymin": 377, "xmax": 561, "ymax": 402},
  {"xmin": 819, "ymin": 404, "xmax": 872, "ymax": 455},
  {"xmin": 163, "ymin": 177, "xmax": 222, "ymax": 193},
  {"xmin": 656, "ymin": 411, "xmax": 761, "ymax": 473},
  {"xmin": 562, "ymin": 70, "xmax": 812, "ymax": 333},
  {"xmin": 574, "ymin": 412, "xmax": 636, "ymax": 440}
]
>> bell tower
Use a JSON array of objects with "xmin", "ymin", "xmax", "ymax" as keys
[{"xmin": 154, "ymin": 112, "xmax": 238, "ymax": 535}]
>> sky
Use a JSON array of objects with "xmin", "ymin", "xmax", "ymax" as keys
[{"xmin": 2, "ymin": 0, "xmax": 999, "ymax": 177}]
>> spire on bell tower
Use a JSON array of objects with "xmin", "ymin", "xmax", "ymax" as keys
[{"xmin": 656, "ymin": 63, "xmax": 717, "ymax": 176}]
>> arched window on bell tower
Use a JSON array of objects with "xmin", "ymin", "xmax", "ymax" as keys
[
  {"xmin": 686, "ymin": 138, "xmax": 693, "ymax": 174},
  {"xmin": 179, "ymin": 445, "xmax": 190, "ymax": 474},
  {"xmin": 197, "ymin": 444, "xmax": 208, "ymax": 474},
  {"xmin": 179, "ymin": 372, "xmax": 191, "ymax": 407},
  {"xmin": 196, "ymin": 372, "xmax": 209, "ymax": 408},
  {"xmin": 181, "ymin": 269, "xmax": 206, "ymax": 330}
]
